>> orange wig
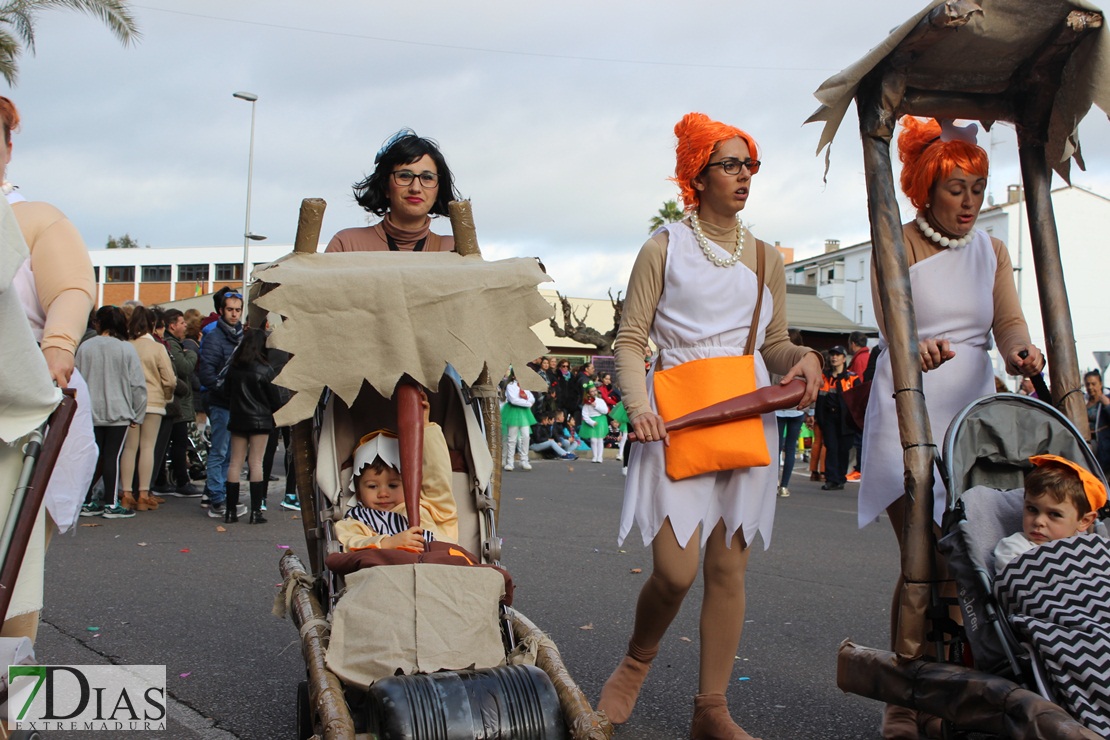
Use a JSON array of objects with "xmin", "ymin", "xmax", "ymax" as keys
[
  {"xmin": 671, "ymin": 112, "xmax": 759, "ymax": 211},
  {"xmin": 897, "ymin": 116, "xmax": 988, "ymax": 212},
  {"xmin": 0, "ymin": 96, "xmax": 18, "ymax": 144}
]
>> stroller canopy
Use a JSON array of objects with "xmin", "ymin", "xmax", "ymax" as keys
[{"xmin": 254, "ymin": 251, "xmax": 552, "ymax": 425}]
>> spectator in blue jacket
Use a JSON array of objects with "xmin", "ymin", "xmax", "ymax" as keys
[{"xmin": 196, "ymin": 290, "xmax": 246, "ymax": 519}]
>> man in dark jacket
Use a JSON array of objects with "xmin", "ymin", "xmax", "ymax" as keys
[
  {"xmin": 158, "ymin": 309, "xmax": 202, "ymax": 497},
  {"xmin": 197, "ymin": 291, "xmax": 246, "ymax": 518}
]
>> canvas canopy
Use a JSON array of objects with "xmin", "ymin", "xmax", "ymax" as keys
[
  {"xmin": 253, "ymin": 251, "xmax": 552, "ymax": 426},
  {"xmin": 807, "ymin": 0, "xmax": 1110, "ymax": 182}
]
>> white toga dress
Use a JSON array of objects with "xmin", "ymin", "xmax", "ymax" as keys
[
  {"xmin": 618, "ymin": 223, "xmax": 778, "ymax": 551},
  {"xmin": 858, "ymin": 229, "xmax": 997, "ymax": 528}
]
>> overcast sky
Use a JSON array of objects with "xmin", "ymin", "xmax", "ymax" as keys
[{"xmin": 8, "ymin": 0, "xmax": 1110, "ymax": 297}]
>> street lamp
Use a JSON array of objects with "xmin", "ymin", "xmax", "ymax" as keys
[{"xmin": 233, "ymin": 91, "xmax": 263, "ymax": 292}]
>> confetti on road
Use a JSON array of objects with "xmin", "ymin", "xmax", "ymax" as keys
[
  {"xmin": 179, "ymin": 672, "xmax": 191, "ymax": 679},
  {"xmin": 277, "ymin": 544, "xmax": 290, "ymax": 550},
  {"xmin": 179, "ymin": 549, "xmax": 190, "ymax": 553},
  {"xmin": 137, "ymin": 542, "xmax": 148, "ymax": 547},
  {"xmin": 579, "ymin": 623, "xmax": 594, "ymax": 630},
  {"xmin": 515, "ymin": 497, "xmax": 524, "ymax": 501},
  {"xmin": 86, "ymin": 626, "xmax": 99, "ymax": 632},
  {"xmin": 79, "ymin": 523, "xmax": 102, "ymax": 527},
  {"xmin": 738, "ymin": 677, "xmax": 751, "ymax": 682},
  {"xmin": 679, "ymin": 636, "xmax": 692, "ymax": 642},
  {"xmin": 630, "ymin": 568, "xmax": 642, "ymax": 574},
  {"xmin": 216, "ymin": 526, "xmax": 227, "ymax": 532}
]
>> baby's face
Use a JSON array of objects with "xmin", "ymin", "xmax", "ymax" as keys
[
  {"xmin": 356, "ymin": 467, "xmax": 404, "ymax": 511},
  {"xmin": 1022, "ymin": 492, "xmax": 1092, "ymax": 544}
]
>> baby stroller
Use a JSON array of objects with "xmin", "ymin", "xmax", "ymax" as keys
[
  {"xmin": 264, "ymin": 199, "xmax": 611, "ymax": 740},
  {"xmin": 937, "ymin": 393, "xmax": 1110, "ymax": 737}
]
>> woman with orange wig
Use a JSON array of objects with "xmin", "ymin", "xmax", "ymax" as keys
[
  {"xmin": 598, "ymin": 112, "xmax": 822, "ymax": 739},
  {"xmin": 858, "ymin": 117, "xmax": 1044, "ymax": 738}
]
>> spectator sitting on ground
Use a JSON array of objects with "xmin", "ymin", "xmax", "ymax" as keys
[
  {"xmin": 335, "ymin": 392, "xmax": 457, "ymax": 551},
  {"xmin": 530, "ymin": 413, "xmax": 578, "ymax": 460}
]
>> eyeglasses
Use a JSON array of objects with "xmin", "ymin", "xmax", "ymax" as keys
[
  {"xmin": 705, "ymin": 157, "xmax": 761, "ymax": 176},
  {"xmin": 391, "ymin": 170, "xmax": 439, "ymax": 188}
]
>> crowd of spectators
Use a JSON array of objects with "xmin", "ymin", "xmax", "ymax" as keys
[{"xmin": 75, "ymin": 286, "xmax": 300, "ymax": 523}]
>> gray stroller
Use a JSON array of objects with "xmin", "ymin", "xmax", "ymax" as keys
[{"xmin": 937, "ymin": 393, "xmax": 1110, "ymax": 736}]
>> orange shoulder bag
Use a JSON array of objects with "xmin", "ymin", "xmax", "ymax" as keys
[{"xmin": 652, "ymin": 239, "xmax": 770, "ymax": 481}]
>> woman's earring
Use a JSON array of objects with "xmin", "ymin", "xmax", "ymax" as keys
[{"xmin": 925, "ymin": 203, "xmax": 931, "ymax": 209}]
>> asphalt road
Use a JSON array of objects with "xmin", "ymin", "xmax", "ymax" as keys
[{"xmin": 35, "ymin": 454, "xmax": 901, "ymax": 740}]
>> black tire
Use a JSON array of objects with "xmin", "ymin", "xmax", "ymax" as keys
[{"xmin": 296, "ymin": 679, "xmax": 314, "ymax": 740}]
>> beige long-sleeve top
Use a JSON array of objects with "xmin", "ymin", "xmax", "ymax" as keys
[
  {"xmin": 335, "ymin": 423, "xmax": 458, "ymax": 549},
  {"xmin": 325, "ymin": 216, "xmax": 454, "ymax": 253},
  {"xmin": 614, "ymin": 217, "xmax": 818, "ymax": 421},
  {"xmin": 13, "ymin": 201, "xmax": 95, "ymax": 356},
  {"xmin": 130, "ymin": 334, "xmax": 175, "ymax": 415},
  {"xmin": 870, "ymin": 223, "xmax": 1031, "ymax": 360}
]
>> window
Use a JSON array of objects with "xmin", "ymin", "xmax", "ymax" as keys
[
  {"xmin": 178, "ymin": 263, "xmax": 209, "ymax": 282},
  {"xmin": 215, "ymin": 263, "xmax": 242, "ymax": 281},
  {"xmin": 826, "ymin": 268, "xmax": 836, "ymax": 283},
  {"xmin": 142, "ymin": 265, "xmax": 171, "ymax": 282},
  {"xmin": 93, "ymin": 266, "xmax": 100, "ymax": 282},
  {"xmin": 105, "ymin": 266, "xmax": 135, "ymax": 283}
]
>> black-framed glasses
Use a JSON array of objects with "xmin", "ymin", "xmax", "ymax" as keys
[
  {"xmin": 391, "ymin": 170, "xmax": 439, "ymax": 187},
  {"xmin": 705, "ymin": 157, "xmax": 761, "ymax": 176}
]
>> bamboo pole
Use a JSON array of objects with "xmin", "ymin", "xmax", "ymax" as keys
[
  {"xmin": 1018, "ymin": 142, "xmax": 1085, "ymax": 431},
  {"xmin": 857, "ymin": 71, "xmax": 936, "ymax": 660},
  {"xmin": 290, "ymin": 418, "xmax": 322, "ymax": 577},
  {"xmin": 448, "ymin": 200, "xmax": 503, "ymax": 524},
  {"xmin": 279, "ymin": 551, "xmax": 355, "ymax": 740}
]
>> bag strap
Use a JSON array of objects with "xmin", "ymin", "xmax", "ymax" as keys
[{"xmin": 744, "ymin": 238, "xmax": 766, "ymax": 356}]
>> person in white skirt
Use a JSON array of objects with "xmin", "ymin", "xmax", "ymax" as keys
[
  {"xmin": 857, "ymin": 116, "xmax": 1044, "ymax": 740},
  {"xmin": 579, "ymin": 383, "xmax": 610, "ymax": 463},
  {"xmin": 501, "ymin": 372, "xmax": 536, "ymax": 471},
  {"xmin": 597, "ymin": 112, "xmax": 822, "ymax": 740}
]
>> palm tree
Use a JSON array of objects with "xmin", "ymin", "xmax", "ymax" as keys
[
  {"xmin": 648, "ymin": 199, "xmax": 684, "ymax": 233},
  {"xmin": 0, "ymin": 0, "xmax": 139, "ymax": 85}
]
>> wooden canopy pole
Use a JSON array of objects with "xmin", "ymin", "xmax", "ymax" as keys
[{"xmin": 857, "ymin": 70, "xmax": 937, "ymax": 661}]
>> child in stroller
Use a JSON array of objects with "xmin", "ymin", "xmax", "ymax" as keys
[
  {"xmin": 336, "ymin": 391, "xmax": 458, "ymax": 552},
  {"xmin": 938, "ymin": 394, "xmax": 1110, "ymax": 737},
  {"xmin": 992, "ymin": 455, "xmax": 1104, "ymax": 570}
]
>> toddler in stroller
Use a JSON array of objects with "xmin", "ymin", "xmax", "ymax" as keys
[
  {"xmin": 938, "ymin": 395, "xmax": 1110, "ymax": 738},
  {"xmin": 992, "ymin": 455, "xmax": 1103, "ymax": 570},
  {"xmin": 336, "ymin": 391, "xmax": 458, "ymax": 552}
]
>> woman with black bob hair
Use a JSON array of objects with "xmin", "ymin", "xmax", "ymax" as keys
[{"xmin": 326, "ymin": 129, "xmax": 461, "ymax": 253}]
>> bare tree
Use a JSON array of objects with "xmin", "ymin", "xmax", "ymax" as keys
[{"xmin": 548, "ymin": 289, "xmax": 623, "ymax": 354}]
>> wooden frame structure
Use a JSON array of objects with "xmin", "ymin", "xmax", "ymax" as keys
[{"xmin": 808, "ymin": 1, "xmax": 1109, "ymax": 735}]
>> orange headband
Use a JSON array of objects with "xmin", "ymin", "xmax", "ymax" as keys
[
  {"xmin": 671, "ymin": 112, "xmax": 759, "ymax": 211},
  {"xmin": 1029, "ymin": 454, "xmax": 1108, "ymax": 512}
]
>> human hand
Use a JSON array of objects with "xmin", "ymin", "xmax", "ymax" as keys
[
  {"xmin": 420, "ymin": 390, "xmax": 431, "ymax": 425},
  {"xmin": 782, "ymin": 352, "xmax": 823, "ymax": 409},
  {"xmin": 919, "ymin": 338, "xmax": 956, "ymax": 372},
  {"xmin": 384, "ymin": 527, "xmax": 425, "ymax": 550},
  {"xmin": 42, "ymin": 347, "xmax": 74, "ymax": 388},
  {"xmin": 631, "ymin": 412, "xmax": 669, "ymax": 446},
  {"xmin": 1006, "ymin": 345, "xmax": 1045, "ymax": 377}
]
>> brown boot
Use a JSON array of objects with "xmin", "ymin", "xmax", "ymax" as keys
[
  {"xmin": 136, "ymin": 492, "xmax": 159, "ymax": 511},
  {"xmin": 881, "ymin": 704, "xmax": 918, "ymax": 739},
  {"xmin": 690, "ymin": 693, "xmax": 760, "ymax": 740},
  {"xmin": 597, "ymin": 642, "xmax": 658, "ymax": 724},
  {"xmin": 150, "ymin": 494, "xmax": 166, "ymax": 504},
  {"xmin": 120, "ymin": 492, "xmax": 137, "ymax": 511}
]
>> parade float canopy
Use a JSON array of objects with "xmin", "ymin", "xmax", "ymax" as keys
[
  {"xmin": 253, "ymin": 251, "xmax": 552, "ymax": 426},
  {"xmin": 807, "ymin": 0, "xmax": 1110, "ymax": 181}
]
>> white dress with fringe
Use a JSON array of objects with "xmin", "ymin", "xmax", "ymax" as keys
[{"xmin": 618, "ymin": 222, "xmax": 777, "ymax": 551}]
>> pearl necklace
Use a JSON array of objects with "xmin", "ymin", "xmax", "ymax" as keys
[
  {"xmin": 690, "ymin": 211, "xmax": 744, "ymax": 267},
  {"xmin": 916, "ymin": 215, "xmax": 972, "ymax": 248}
]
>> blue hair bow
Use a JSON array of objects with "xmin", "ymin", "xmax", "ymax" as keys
[{"xmin": 374, "ymin": 127, "xmax": 417, "ymax": 164}]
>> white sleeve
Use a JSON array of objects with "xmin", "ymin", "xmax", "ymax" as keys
[{"xmin": 993, "ymin": 532, "xmax": 1036, "ymax": 572}]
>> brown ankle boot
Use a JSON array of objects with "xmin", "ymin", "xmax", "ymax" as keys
[
  {"xmin": 120, "ymin": 492, "xmax": 137, "ymax": 511},
  {"xmin": 690, "ymin": 693, "xmax": 760, "ymax": 740},
  {"xmin": 597, "ymin": 642, "xmax": 658, "ymax": 725},
  {"xmin": 881, "ymin": 704, "xmax": 918, "ymax": 739},
  {"xmin": 136, "ymin": 492, "xmax": 159, "ymax": 511}
]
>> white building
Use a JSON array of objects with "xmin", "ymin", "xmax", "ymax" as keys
[{"xmin": 785, "ymin": 184, "xmax": 1110, "ymax": 378}]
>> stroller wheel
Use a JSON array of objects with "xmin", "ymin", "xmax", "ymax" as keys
[{"xmin": 296, "ymin": 679, "xmax": 314, "ymax": 740}]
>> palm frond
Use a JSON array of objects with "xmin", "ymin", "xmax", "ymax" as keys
[
  {"xmin": 0, "ymin": 1, "xmax": 36, "ymax": 49},
  {"xmin": 0, "ymin": 25, "xmax": 23, "ymax": 85},
  {"xmin": 20, "ymin": 0, "xmax": 139, "ymax": 46}
]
